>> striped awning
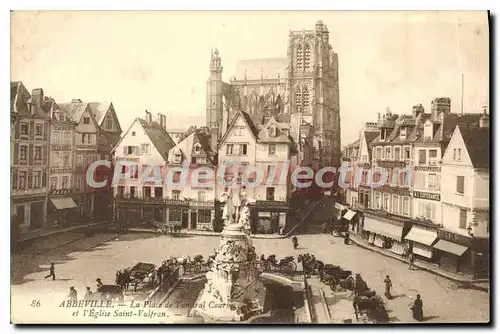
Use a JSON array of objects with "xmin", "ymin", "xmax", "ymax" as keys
[
  {"xmin": 50, "ymin": 197, "xmax": 77, "ymax": 210},
  {"xmin": 433, "ymin": 240, "xmax": 468, "ymax": 256},
  {"xmin": 363, "ymin": 218, "xmax": 404, "ymax": 241},
  {"xmin": 404, "ymin": 227, "xmax": 438, "ymax": 246}
]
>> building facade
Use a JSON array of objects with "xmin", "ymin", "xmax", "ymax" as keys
[
  {"xmin": 437, "ymin": 118, "xmax": 489, "ymax": 277},
  {"xmin": 165, "ymin": 128, "xmax": 217, "ymax": 231},
  {"xmin": 11, "ymin": 83, "xmax": 50, "ymax": 233},
  {"xmin": 112, "ymin": 111, "xmax": 176, "ymax": 225},
  {"xmin": 47, "ymin": 105, "xmax": 79, "ymax": 225},
  {"xmin": 206, "ymin": 20, "xmax": 340, "ymax": 171},
  {"xmin": 216, "ymin": 110, "xmax": 297, "ymax": 234},
  {"xmin": 59, "ymin": 100, "xmax": 122, "ymax": 220}
]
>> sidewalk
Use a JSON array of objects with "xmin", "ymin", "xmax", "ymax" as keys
[
  {"xmin": 128, "ymin": 227, "xmax": 287, "ymax": 239},
  {"xmin": 349, "ymin": 234, "xmax": 489, "ymax": 292},
  {"xmin": 19, "ymin": 220, "xmax": 111, "ymax": 243}
]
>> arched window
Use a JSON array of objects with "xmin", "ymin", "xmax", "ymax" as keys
[
  {"xmin": 295, "ymin": 88, "xmax": 302, "ymax": 111},
  {"xmin": 296, "ymin": 45, "xmax": 303, "ymax": 71},
  {"xmin": 302, "ymin": 86, "xmax": 310, "ymax": 111},
  {"xmin": 304, "ymin": 44, "xmax": 311, "ymax": 71},
  {"xmin": 194, "ymin": 143, "xmax": 201, "ymax": 153}
]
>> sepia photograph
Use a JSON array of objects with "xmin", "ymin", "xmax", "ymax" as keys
[{"xmin": 10, "ymin": 10, "xmax": 490, "ymax": 324}]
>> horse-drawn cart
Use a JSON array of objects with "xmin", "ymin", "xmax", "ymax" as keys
[
  {"xmin": 353, "ymin": 291, "xmax": 389, "ymax": 323},
  {"xmin": 129, "ymin": 262, "xmax": 156, "ymax": 285},
  {"xmin": 320, "ymin": 264, "xmax": 355, "ymax": 291}
]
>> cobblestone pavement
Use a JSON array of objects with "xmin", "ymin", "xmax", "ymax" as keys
[{"xmin": 11, "ymin": 233, "xmax": 489, "ymax": 323}]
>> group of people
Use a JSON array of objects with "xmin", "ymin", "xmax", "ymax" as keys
[
  {"xmin": 382, "ymin": 274, "xmax": 424, "ymax": 322},
  {"xmin": 66, "ymin": 278, "xmax": 104, "ymax": 301}
]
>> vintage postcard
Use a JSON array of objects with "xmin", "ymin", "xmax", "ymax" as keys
[{"xmin": 10, "ymin": 11, "xmax": 490, "ymax": 324}]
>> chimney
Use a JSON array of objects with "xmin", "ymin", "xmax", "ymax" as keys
[
  {"xmin": 162, "ymin": 114, "xmax": 167, "ymax": 130},
  {"xmin": 31, "ymin": 89, "xmax": 44, "ymax": 107},
  {"xmin": 145, "ymin": 110, "xmax": 152, "ymax": 125},
  {"xmin": 480, "ymin": 105, "xmax": 489, "ymax": 128},
  {"xmin": 431, "ymin": 97, "xmax": 451, "ymax": 121},
  {"xmin": 412, "ymin": 104, "xmax": 424, "ymax": 118},
  {"xmin": 156, "ymin": 113, "xmax": 162, "ymax": 127},
  {"xmin": 71, "ymin": 98, "xmax": 82, "ymax": 103}
]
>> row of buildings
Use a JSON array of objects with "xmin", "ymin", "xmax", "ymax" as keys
[
  {"xmin": 11, "ymin": 82, "xmax": 122, "ymax": 237},
  {"xmin": 112, "ymin": 21, "xmax": 343, "ymax": 235},
  {"xmin": 340, "ymin": 98, "xmax": 490, "ymax": 278}
]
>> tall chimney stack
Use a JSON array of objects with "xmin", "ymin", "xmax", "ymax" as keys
[{"xmin": 145, "ymin": 110, "xmax": 152, "ymax": 125}]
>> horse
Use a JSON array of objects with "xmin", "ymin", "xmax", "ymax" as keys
[{"xmin": 298, "ymin": 254, "xmax": 324, "ymax": 278}]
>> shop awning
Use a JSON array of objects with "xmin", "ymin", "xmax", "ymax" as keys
[
  {"xmin": 50, "ymin": 197, "xmax": 77, "ymax": 210},
  {"xmin": 343, "ymin": 210, "xmax": 357, "ymax": 221},
  {"xmin": 433, "ymin": 240, "xmax": 468, "ymax": 257},
  {"xmin": 404, "ymin": 227, "xmax": 437, "ymax": 246},
  {"xmin": 363, "ymin": 218, "xmax": 404, "ymax": 241}
]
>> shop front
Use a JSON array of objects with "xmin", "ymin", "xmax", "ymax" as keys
[
  {"xmin": 362, "ymin": 217, "xmax": 407, "ymax": 255},
  {"xmin": 434, "ymin": 229, "xmax": 489, "ymax": 278},
  {"xmin": 252, "ymin": 201, "xmax": 289, "ymax": 235},
  {"xmin": 404, "ymin": 225, "xmax": 438, "ymax": 262},
  {"xmin": 47, "ymin": 194, "xmax": 78, "ymax": 227},
  {"xmin": 343, "ymin": 209, "xmax": 360, "ymax": 234}
]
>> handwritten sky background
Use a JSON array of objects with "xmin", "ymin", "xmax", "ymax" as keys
[{"xmin": 11, "ymin": 11, "xmax": 489, "ymax": 146}]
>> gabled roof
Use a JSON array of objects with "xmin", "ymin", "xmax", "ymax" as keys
[
  {"xmin": 88, "ymin": 102, "xmax": 112, "ymax": 126},
  {"xmin": 167, "ymin": 130, "xmax": 215, "ymax": 166},
  {"xmin": 59, "ymin": 101, "xmax": 89, "ymax": 123},
  {"xmin": 219, "ymin": 110, "xmax": 258, "ymax": 147},
  {"xmin": 137, "ymin": 118, "xmax": 176, "ymax": 162},
  {"xmin": 459, "ymin": 126, "xmax": 489, "ymax": 169},
  {"xmin": 258, "ymin": 117, "xmax": 294, "ymax": 144},
  {"xmin": 435, "ymin": 113, "xmax": 482, "ymax": 143},
  {"xmin": 10, "ymin": 81, "xmax": 49, "ymax": 118}
]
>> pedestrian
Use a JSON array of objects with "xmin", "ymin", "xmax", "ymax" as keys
[
  {"xmin": 44, "ymin": 262, "xmax": 56, "ymax": 281},
  {"xmin": 68, "ymin": 286, "xmax": 77, "ymax": 301},
  {"xmin": 408, "ymin": 253, "xmax": 415, "ymax": 270},
  {"xmin": 411, "ymin": 294, "xmax": 424, "ymax": 321},
  {"xmin": 84, "ymin": 287, "xmax": 93, "ymax": 300},
  {"xmin": 384, "ymin": 275, "xmax": 392, "ymax": 299},
  {"xmin": 96, "ymin": 278, "xmax": 104, "ymax": 290}
]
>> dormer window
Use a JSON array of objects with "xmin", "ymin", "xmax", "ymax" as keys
[
  {"xmin": 380, "ymin": 129, "xmax": 386, "ymax": 141},
  {"xmin": 400, "ymin": 127, "xmax": 407, "ymax": 140},
  {"xmin": 423, "ymin": 123, "xmax": 433, "ymax": 140},
  {"xmin": 172, "ymin": 148, "xmax": 182, "ymax": 163},
  {"xmin": 268, "ymin": 125, "xmax": 277, "ymax": 138},
  {"xmin": 194, "ymin": 143, "xmax": 201, "ymax": 153}
]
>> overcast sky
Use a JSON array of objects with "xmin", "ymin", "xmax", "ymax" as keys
[{"xmin": 11, "ymin": 11, "xmax": 489, "ymax": 145}]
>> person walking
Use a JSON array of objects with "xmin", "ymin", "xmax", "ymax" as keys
[
  {"xmin": 411, "ymin": 294, "xmax": 424, "ymax": 321},
  {"xmin": 408, "ymin": 253, "xmax": 416, "ymax": 270},
  {"xmin": 44, "ymin": 263, "xmax": 56, "ymax": 281},
  {"xmin": 96, "ymin": 278, "xmax": 104, "ymax": 290},
  {"xmin": 384, "ymin": 275, "xmax": 393, "ymax": 299},
  {"xmin": 68, "ymin": 287, "xmax": 77, "ymax": 301},
  {"xmin": 84, "ymin": 287, "xmax": 93, "ymax": 300}
]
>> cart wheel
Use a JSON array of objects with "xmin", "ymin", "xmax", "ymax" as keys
[
  {"xmin": 346, "ymin": 276, "xmax": 355, "ymax": 291},
  {"xmin": 329, "ymin": 278, "xmax": 338, "ymax": 292}
]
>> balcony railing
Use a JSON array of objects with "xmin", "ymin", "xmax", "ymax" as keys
[
  {"xmin": 114, "ymin": 196, "xmax": 214, "ymax": 207},
  {"xmin": 49, "ymin": 188, "xmax": 74, "ymax": 196},
  {"xmin": 12, "ymin": 187, "xmax": 47, "ymax": 197}
]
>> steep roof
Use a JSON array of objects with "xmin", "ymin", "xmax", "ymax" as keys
[
  {"xmin": 137, "ymin": 118, "xmax": 176, "ymax": 162},
  {"xmin": 167, "ymin": 130, "xmax": 215, "ymax": 165},
  {"xmin": 436, "ymin": 113, "xmax": 482, "ymax": 142},
  {"xmin": 59, "ymin": 101, "xmax": 89, "ymax": 123},
  {"xmin": 87, "ymin": 102, "xmax": 112, "ymax": 126},
  {"xmin": 364, "ymin": 131, "xmax": 379, "ymax": 160},
  {"xmin": 459, "ymin": 126, "xmax": 490, "ymax": 169}
]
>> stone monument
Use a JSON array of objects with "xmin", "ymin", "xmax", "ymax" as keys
[{"xmin": 193, "ymin": 186, "xmax": 264, "ymax": 322}]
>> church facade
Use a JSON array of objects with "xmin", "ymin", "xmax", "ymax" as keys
[{"xmin": 206, "ymin": 20, "xmax": 341, "ymax": 170}]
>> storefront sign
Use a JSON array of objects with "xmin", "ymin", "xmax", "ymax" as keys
[
  {"xmin": 414, "ymin": 166, "xmax": 441, "ymax": 172},
  {"xmin": 378, "ymin": 185, "xmax": 410, "ymax": 197},
  {"xmin": 413, "ymin": 191, "xmax": 440, "ymax": 202},
  {"xmin": 376, "ymin": 160, "xmax": 406, "ymax": 169},
  {"xmin": 438, "ymin": 229, "xmax": 472, "ymax": 247},
  {"xmin": 258, "ymin": 212, "xmax": 271, "ymax": 217}
]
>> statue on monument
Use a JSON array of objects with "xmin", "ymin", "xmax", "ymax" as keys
[{"xmin": 211, "ymin": 48, "xmax": 221, "ymax": 69}]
